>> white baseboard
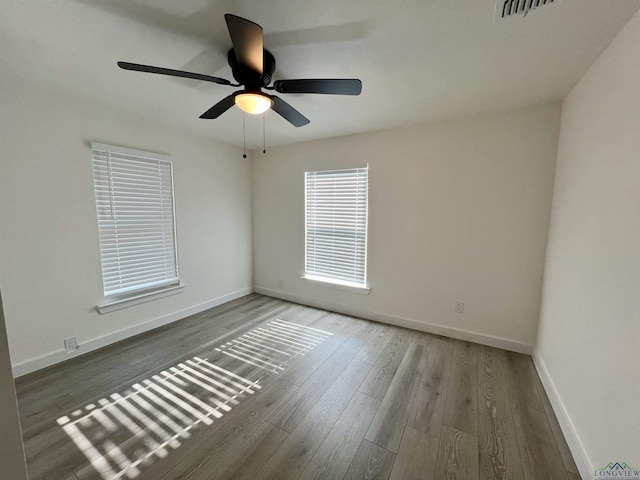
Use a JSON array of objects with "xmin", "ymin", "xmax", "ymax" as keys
[
  {"xmin": 254, "ymin": 287, "xmax": 533, "ymax": 354},
  {"xmin": 12, "ymin": 287, "xmax": 253, "ymax": 378},
  {"xmin": 533, "ymin": 353, "xmax": 593, "ymax": 479}
]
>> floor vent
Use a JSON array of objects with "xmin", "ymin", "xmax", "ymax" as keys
[{"xmin": 500, "ymin": 0, "xmax": 554, "ymax": 18}]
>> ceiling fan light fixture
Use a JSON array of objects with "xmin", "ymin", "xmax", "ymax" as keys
[{"xmin": 235, "ymin": 92, "xmax": 273, "ymax": 114}]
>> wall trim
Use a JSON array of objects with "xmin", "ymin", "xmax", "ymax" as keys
[
  {"xmin": 254, "ymin": 286, "xmax": 533, "ymax": 354},
  {"xmin": 12, "ymin": 287, "xmax": 253, "ymax": 377},
  {"xmin": 533, "ymin": 353, "xmax": 593, "ymax": 480}
]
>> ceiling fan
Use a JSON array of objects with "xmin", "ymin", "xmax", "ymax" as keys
[{"xmin": 118, "ymin": 14, "xmax": 363, "ymax": 127}]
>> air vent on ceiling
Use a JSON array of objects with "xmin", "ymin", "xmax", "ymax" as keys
[{"xmin": 500, "ymin": 0, "xmax": 554, "ymax": 18}]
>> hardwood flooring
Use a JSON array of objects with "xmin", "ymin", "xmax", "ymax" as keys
[{"xmin": 15, "ymin": 294, "xmax": 580, "ymax": 480}]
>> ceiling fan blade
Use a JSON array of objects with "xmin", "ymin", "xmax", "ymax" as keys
[
  {"xmin": 270, "ymin": 96, "xmax": 310, "ymax": 127},
  {"xmin": 225, "ymin": 14, "xmax": 263, "ymax": 74},
  {"xmin": 199, "ymin": 92, "xmax": 240, "ymax": 119},
  {"xmin": 118, "ymin": 62, "xmax": 234, "ymax": 86},
  {"xmin": 273, "ymin": 79, "xmax": 362, "ymax": 95}
]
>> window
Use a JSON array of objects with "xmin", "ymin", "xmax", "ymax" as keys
[
  {"xmin": 91, "ymin": 143, "xmax": 179, "ymax": 302},
  {"xmin": 305, "ymin": 166, "xmax": 369, "ymax": 288}
]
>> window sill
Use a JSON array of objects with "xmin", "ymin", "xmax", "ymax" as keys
[
  {"xmin": 300, "ymin": 275, "xmax": 371, "ymax": 295},
  {"xmin": 97, "ymin": 284, "xmax": 185, "ymax": 314}
]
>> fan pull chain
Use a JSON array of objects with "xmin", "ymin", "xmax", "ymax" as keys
[
  {"xmin": 262, "ymin": 114, "xmax": 266, "ymax": 154},
  {"xmin": 242, "ymin": 112, "xmax": 247, "ymax": 158}
]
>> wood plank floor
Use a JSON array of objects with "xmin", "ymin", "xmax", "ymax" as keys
[{"xmin": 15, "ymin": 294, "xmax": 581, "ymax": 480}]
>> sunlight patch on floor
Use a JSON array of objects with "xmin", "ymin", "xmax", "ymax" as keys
[
  {"xmin": 56, "ymin": 320, "xmax": 332, "ymax": 480},
  {"xmin": 215, "ymin": 319, "xmax": 332, "ymax": 372}
]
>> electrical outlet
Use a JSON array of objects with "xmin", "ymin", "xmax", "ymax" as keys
[
  {"xmin": 277, "ymin": 279, "xmax": 284, "ymax": 289},
  {"xmin": 454, "ymin": 301, "xmax": 464, "ymax": 314},
  {"xmin": 64, "ymin": 337, "xmax": 79, "ymax": 353}
]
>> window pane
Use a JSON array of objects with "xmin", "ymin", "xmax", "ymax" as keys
[
  {"xmin": 305, "ymin": 167, "xmax": 368, "ymax": 286},
  {"xmin": 91, "ymin": 144, "xmax": 179, "ymax": 298}
]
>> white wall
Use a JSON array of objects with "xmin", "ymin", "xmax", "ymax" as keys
[
  {"xmin": 253, "ymin": 104, "xmax": 560, "ymax": 352},
  {"xmin": 0, "ymin": 290, "xmax": 28, "ymax": 478},
  {"xmin": 535, "ymin": 10, "xmax": 640, "ymax": 477},
  {"xmin": 0, "ymin": 77, "xmax": 253, "ymax": 374}
]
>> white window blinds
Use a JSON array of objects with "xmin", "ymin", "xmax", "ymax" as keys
[
  {"xmin": 91, "ymin": 143, "xmax": 179, "ymax": 299},
  {"xmin": 305, "ymin": 167, "xmax": 368, "ymax": 286}
]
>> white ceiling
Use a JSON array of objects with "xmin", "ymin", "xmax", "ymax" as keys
[{"xmin": 2, "ymin": 0, "xmax": 639, "ymax": 149}]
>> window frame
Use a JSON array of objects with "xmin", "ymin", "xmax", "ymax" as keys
[
  {"xmin": 303, "ymin": 166, "xmax": 370, "ymax": 294},
  {"xmin": 91, "ymin": 142, "xmax": 181, "ymax": 310}
]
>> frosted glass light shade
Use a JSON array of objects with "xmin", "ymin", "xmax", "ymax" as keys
[{"xmin": 235, "ymin": 93, "xmax": 273, "ymax": 114}]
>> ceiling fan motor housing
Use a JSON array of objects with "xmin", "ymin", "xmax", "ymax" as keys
[{"xmin": 227, "ymin": 48, "xmax": 276, "ymax": 90}]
